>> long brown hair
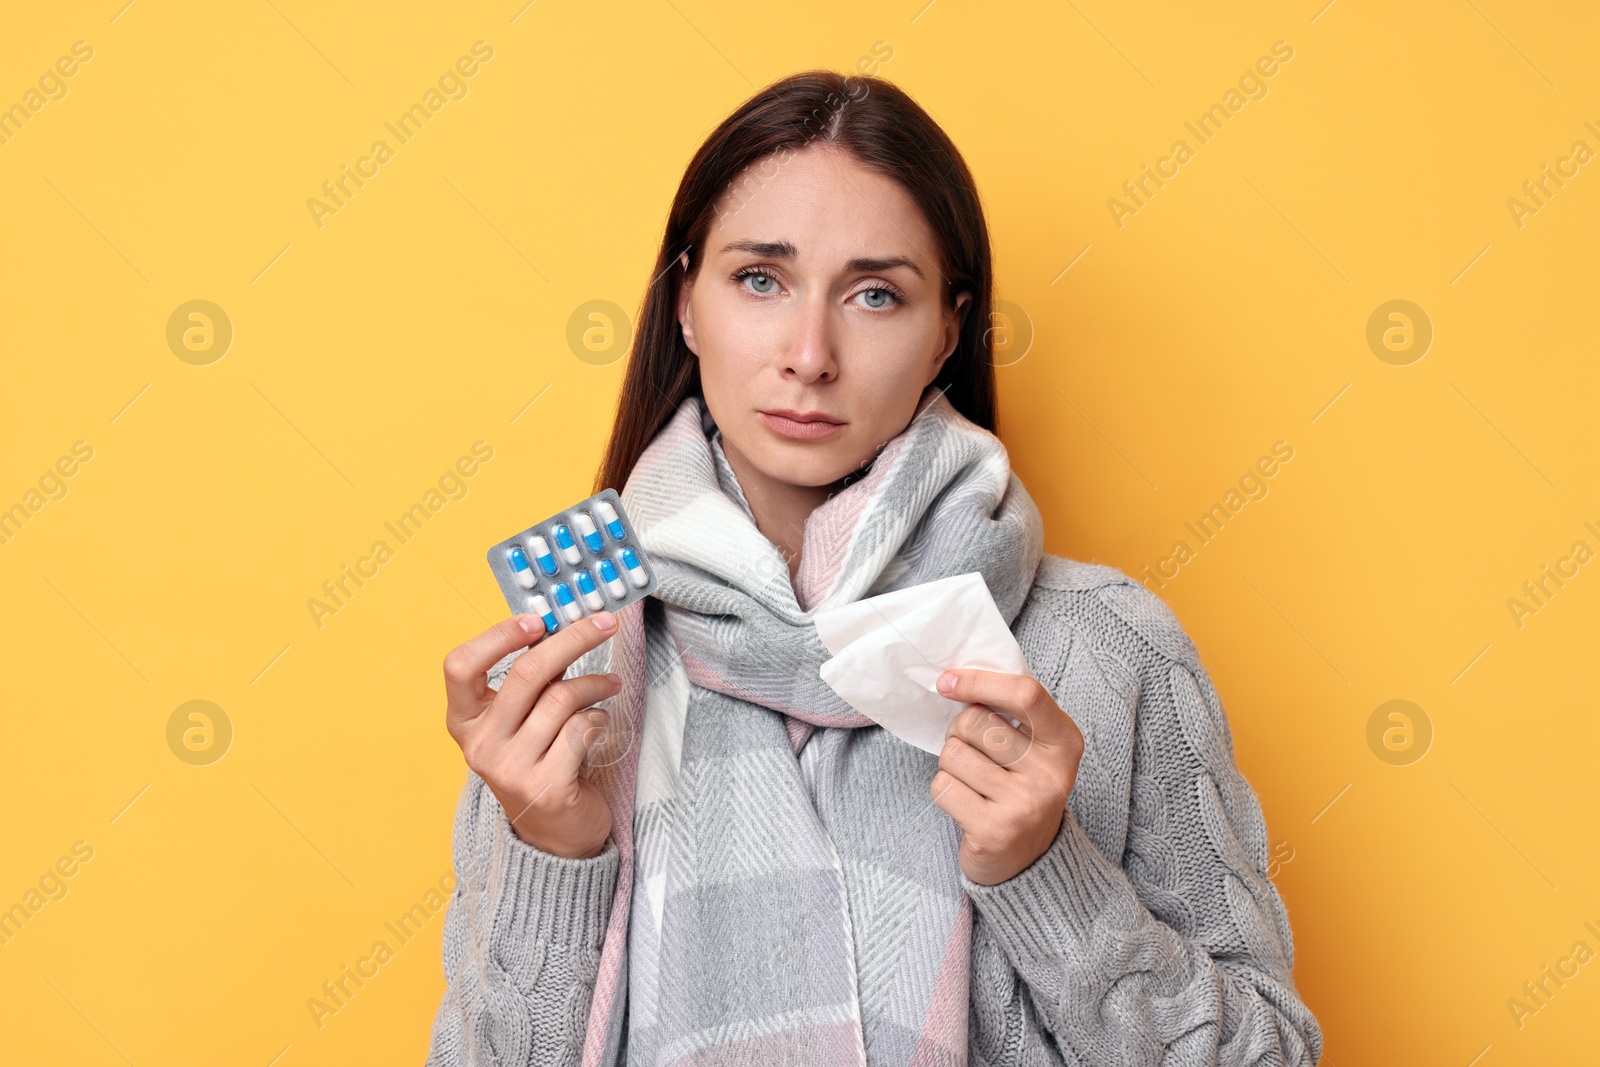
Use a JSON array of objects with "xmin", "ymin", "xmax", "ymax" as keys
[{"xmin": 594, "ymin": 69, "xmax": 998, "ymax": 494}]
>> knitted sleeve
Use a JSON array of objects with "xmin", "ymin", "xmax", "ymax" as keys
[
  {"xmin": 961, "ymin": 601, "xmax": 1323, "ymax": 1065},
  {"xmin": 425, "ymin": 646, "xmax": 620, "ymax": 1067}
]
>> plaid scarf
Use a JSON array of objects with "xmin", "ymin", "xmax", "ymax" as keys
[{"xmin": 577, "ymin": 386, "xmax": 1044, "ymax": 1066}]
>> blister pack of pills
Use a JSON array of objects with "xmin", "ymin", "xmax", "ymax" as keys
[{"xmin": 484, "ymin": 488, "xmax": 659, "ymax": 633}]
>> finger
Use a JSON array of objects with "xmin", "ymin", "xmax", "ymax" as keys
[
  {"xmin": 936, "ymin": 669, "xmax": 1070, "ymax": 745},
  {"xmin": 946, "ymin": 704, "xmax": 1034, "ymax": 770},
  {"xmin": 938, "ymin": 735, "xmax": 1009, "ymax": 800},
  {"xmin": 480, "ymin": 612, "xmax": 618, "ymax": 743},
  {"xmin": 543, "ymin": 706, "xmax": 610, "ymax": 782},
  {"xmin": 929, "ymin": 766, "xmax": 988, "ymax": 827},
  {"xmin": 444, "ymin": 614, "xmax": 548, "ymax": 730},
  {"xmin": 513, "ymin": 671, "xmax": 622, "ymax": 760}
]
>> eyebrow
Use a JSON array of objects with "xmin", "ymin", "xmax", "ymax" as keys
[{"xmin": 717, "ymin": 238, "xmax": 926, "ymax": 280}]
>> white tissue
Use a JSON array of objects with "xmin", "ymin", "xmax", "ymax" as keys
[{"xmin": 814, "ymin": 571, "xmax": 1031, "ymax": 755}]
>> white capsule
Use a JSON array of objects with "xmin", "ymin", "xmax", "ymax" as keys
[
  {"xmin": 551, "ymin": 582, "xmax": 583, "ymax": 621},
  {"xmin": 527, "ymin": 594, "xmax": 559, "ymax": 634},
  {"xmin": 596, "ymin": 500, "xmax": 626, "ymax": 540},
  {"xmin": 552, "ymin": 524, "xmax": 582, "ymax": 564},
  {"xmin": 575, "ymin": 571, "xmax": 605, "ymax": 611},
  {"xmin": 620, "ymin": 547, "xmax": 649, "ymax": 588},
  {"xmin": 528, "ymin": 535, "xmax": 559, "ymax": 575},
  {"xmin": 507, "ymin": 546, "xmax": 536, "ymax": 589},
  {"xmin": 574, "ymin": 512, "xmax": 604, "ymax": 553},
  {"xmin": 598, "ymin": 559, "xmax": 627, "ymax": 598}
]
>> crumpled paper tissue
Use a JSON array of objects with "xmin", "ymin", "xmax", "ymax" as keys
[{"xmin": 814, "ymin": 571, "xmax": 1030, "ymax": 755}]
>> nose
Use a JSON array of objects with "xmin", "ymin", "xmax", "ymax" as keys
[{"xmin": 782, "ymin": 292, "xmax": 838, "ymax": 385}]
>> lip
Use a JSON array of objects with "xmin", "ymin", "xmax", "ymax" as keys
[{"xmin": 759, "ymin": 409, "xmax": 846, "ymax": 441}]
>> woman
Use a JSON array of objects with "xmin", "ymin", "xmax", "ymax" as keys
[{"xmin": 428, "ymin": 71, "xmax": 1323, "ymax": 1067}]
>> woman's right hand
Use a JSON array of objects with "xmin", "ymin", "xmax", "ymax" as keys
[{"xmin": 443, "ymin": 610, "xmax": 621, "ymax": 860}]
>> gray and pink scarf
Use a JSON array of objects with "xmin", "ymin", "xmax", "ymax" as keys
[{"xmin": 575, "ymin": 384, "xmax": 1044, "ymax": 1066}]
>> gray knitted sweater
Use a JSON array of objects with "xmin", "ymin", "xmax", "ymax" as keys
[{"xmin": 426, "ymin": 556, "xmax": 1324, "ymax": 1065}]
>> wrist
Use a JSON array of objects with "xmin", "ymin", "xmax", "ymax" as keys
[{"xmin": 505, "ymin": 807, "xmax": 607, "ymax": 860}]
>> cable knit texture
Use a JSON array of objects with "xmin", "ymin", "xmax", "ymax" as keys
[
  {"xmin": 425, "ymin": 552, "xmax": 1323, "ymax": 1065},
  {"xmin": 427, "ymin": 387, "xmax": 1320, "ymax": 1065}
]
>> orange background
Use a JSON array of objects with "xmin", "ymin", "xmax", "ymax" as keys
[{"xmin": 2, "ymin": 1, "xmax": 1597, "ymax": 1063}]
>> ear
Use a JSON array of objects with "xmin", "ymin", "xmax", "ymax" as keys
[
  {"xmin": 929, "ymin": 289, "xmax": 972, "ymax": 383},
  {"xmin": 675, "ymin": 250, "xmax": 700, "ymax": 357}
]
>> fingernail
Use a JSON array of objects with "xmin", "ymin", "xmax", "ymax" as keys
[
  {"xmin": 593, "ymin": 612, "xmax": 616, "ymax": 632},
  {"xmin": 937, "ymin": 671, "xmax": 956, "ymax": 694},
  {"xmin": 605, "ymin": 672, "xmax": 621, "ymax": 687},
  {"xmin": 516, "ymin": 614, "xmax": 544, "ymax": 637}
]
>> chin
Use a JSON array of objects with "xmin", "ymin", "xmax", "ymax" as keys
[{"xmin": 750, "ymin": 441, "xmax": 861, "ymax": 489}]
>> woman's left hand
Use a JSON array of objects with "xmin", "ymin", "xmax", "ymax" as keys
[{"xmin": 931, "ymin": 669, "xmax": 1085, "ymax": 886}]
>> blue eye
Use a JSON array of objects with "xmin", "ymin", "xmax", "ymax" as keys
[
  {"xmin": 855, "ymin": 286, "xmax": 903, "ymax": 309},
  {"xmin": 736, "ymin": 269, "xmax": 777, "ymax": 294}
]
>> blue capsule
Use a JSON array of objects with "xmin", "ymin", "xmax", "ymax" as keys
[
  {"xmin": 528, "ymin": 535, "xmax": 559, "ymax": 575},
  {"xmin": 551, "ymin": 581, "xmax": 583, "ymax": 621},
  {"xmin": 527, "ymin": 594, "xmax": 559, "ymax": 634},
  {"xmin": 596, "ymin": 501, "xmax": 626, "ymax": 541},
  {"xmin": 553, "ymin": 524, "xmax": 582, "ymax": 565},
  {"xmin": 620, "ymin": 547, "xmax": 649, "ymax": 588},
  {"xmin": 598, "ymin": 559, "xmax": 627, "ymax": 598},
  {"xmin": 574, "ymin": 512, "xmax": 604, "ymax": 553},
  {"xmin": 507, "ymin": 546, "xmax": 537, "ymax": 589},
  {"xmin": 575, "ymin": 570, "xmax": 604, "ymax": 611}
]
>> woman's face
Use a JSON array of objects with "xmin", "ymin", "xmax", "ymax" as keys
[{"xmin": 676, "ymin": 144, "xmax": 971, "ymax": 492}]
